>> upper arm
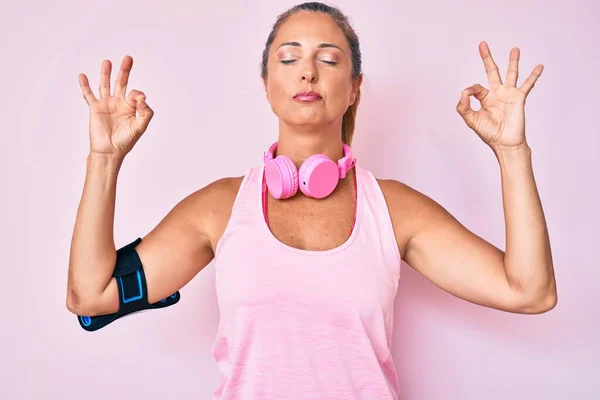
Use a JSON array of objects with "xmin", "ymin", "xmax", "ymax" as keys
[
  {"xmin": 91, "ymin": 177, "xmax": 241, "ymax": 316},
  {"xmin": 379, "ymin": 179, "xmax": 532, "ymax": 314}
]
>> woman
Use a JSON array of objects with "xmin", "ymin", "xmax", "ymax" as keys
[{"xmin": 67, "ymin": 2, "xmax": 557, "ymax": 398}]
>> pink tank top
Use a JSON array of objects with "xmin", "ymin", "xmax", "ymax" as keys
[{"xmin": 212, "ymin": 163, "xmax": 402, "ymax": 399}]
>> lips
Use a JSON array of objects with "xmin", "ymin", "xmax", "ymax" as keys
[{"xmin": 293, "ymin": 91, "xmax": 322, "ymax": 101}]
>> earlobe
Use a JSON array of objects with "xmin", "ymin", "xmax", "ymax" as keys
[
  {"xmin": 349, "ymin": 74, "xmax": 363, "ymax": 106},
  {"xmin": 263, "ymin": 80, "xmax": 269, "ymax": 102}
]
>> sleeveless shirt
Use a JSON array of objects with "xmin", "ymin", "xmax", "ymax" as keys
[{"xmin": 211, "ymin": 163, "xmax": 402, "ymax": 399}]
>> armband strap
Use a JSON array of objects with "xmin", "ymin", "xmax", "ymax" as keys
[{"xmin": 76, "ymin": 238, "xmax": 180, "ymax": 332}]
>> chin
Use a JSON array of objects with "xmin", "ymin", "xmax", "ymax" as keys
[
  {"xmin": 301, "ymin": 105, "xmax": 333, "ymax": 121},
  {"xmin": 289, "ymin": 115, "xmax": 328, "ymax": 129}
]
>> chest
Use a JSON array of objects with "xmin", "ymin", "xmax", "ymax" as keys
[
  {"xmin": 265, "ymin": 189, "xmax": 356, "ymax": 252},
  {"xmin": 213, "ymin": 166, "xmax": 400, "ymax": 322}
]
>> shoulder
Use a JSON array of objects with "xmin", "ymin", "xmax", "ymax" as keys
[
  {"xmin": 170, "ymin": 174, "xmax": 246, "ymax": 252},
  {"xmin": 197, "ymin": 175, "xmax": 245, "ymax": 202},
  {"xmin": 374, "ymin": 176, "xmax": 451, "ymax": 259},
  {"xmin": 375, "ymin": 177, "xmax": 432, "ymax": 212},
  {"xmin": 191, "ymin": 175, "xmax": 244, "ymax": 251},
  {"xmin": 190, "ymin": 174, "xmax": 245, "ymax": 222},
  {"xmin": 177, "ymin": 175, "xmax": 244, "ymax": 212}
]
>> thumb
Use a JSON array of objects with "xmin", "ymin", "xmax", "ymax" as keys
[
  {"xmin": 456, "ymin": 88, "xmax": 477, "ymax": 127},
  {"xmin": 133, "ymin": 96, "xmax": 154, "ymax": 134},
  {"xmin": 126, "ymin": 89, "xmax": 145, "ymax": 109}
]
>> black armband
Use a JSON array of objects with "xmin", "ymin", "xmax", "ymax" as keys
[{"xmin": 76, "ymin": 238, "xmax": 180, "ymax": 332}]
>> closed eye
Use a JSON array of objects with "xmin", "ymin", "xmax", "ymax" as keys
[{"xmin": 280, "ymin": 60, "xmax": 338, "ymax": 66}]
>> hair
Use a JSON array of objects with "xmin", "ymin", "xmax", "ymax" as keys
[{"xmin": 260, "ymin": 2, "xmax": 362, "ymax": 146}]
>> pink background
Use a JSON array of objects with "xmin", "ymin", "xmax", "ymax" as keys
[{"xmin": 6, "ymin": 0, "xmax": 599, "ymax": 398}]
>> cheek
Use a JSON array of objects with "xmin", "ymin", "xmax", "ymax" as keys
[
  {"xmin": 267, "ymin": 70, "xmax": 293, "ymax": 99},
  {"xmin": 324, "ymin": 76, "xmax": 354, "ymax": 106},
  {"xmin": 265, "ymin": 79, "xmax": 291, "ymax": 116}
]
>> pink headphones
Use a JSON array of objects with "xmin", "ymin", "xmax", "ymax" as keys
[{"xmin": 263, "ymin": 142, "xmax": 356, "ymax": 200}]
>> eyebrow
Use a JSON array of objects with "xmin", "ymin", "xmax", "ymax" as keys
[{"xmin": 276, "ymin": 41, "xmax": 342, "ymax": 51}]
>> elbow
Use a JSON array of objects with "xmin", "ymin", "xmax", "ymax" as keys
[
  {"xmin": 542, "ymin": 289, "xmax": 558, "ymax": 312},
  {"xmin": 66, "ymin": 287, "xmax": 106, "ymax": 317},
  {"xmin": 509, "ymin": 270, "xmax": 558, "ymax": 314},
  {"xmin": 65, "ymin": 287, "xmax": 80, "ymax": 315},
  {"xmin": 518, "ymin": 287, "xmax": 558, "ymax": 315},
  {"xmin": 66, "ymin": 288, "xmax": 91, "ymax": 316}
]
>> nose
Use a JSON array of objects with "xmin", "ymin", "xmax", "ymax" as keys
[
  {"xmin": 301, "ymin": 63, "xmax": 317, "ymax": 83},
  {"xmin": 302, "ymin": 71, "xmax": 316, "ymax": 82}
]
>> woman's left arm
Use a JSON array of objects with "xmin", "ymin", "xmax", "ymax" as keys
[
  {"xmin": 492, "ymin": 143, "xmax": 556, "ymax": 311},
  {"xmin": 388, "ymin": 42, "xmax": 557, "ymax": 314}
]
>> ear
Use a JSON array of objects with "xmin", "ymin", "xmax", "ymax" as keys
[
  {"xmin": 349, "ymin": 74, "xmax": 363, "ymax": 106},
  {"xmin": 262, "ymin": 78, "xmax": 270, "ymax": 102}
]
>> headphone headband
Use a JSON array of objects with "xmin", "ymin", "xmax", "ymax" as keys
[{"xmin": 263, "ymin": 142, "xmax": 355, "ymax": 178}]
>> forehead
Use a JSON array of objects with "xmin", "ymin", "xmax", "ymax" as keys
[{"xmin": 273, "ymin": 12, "xmax": 348, "ymax": 51}]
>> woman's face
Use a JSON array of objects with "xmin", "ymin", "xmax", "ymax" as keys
[{"xmin": 264, "ymin": 12, "xmax": 361, "ymax": 129}]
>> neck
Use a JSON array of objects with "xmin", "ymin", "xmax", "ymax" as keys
[{"xmin": 275, "ymin": 120, "xmax": 346, "ymax": 168}]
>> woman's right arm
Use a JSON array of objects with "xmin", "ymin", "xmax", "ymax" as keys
[
  {"xmin": 66, "ymin": 153, "xmax": 217, "ymax": 317},
  {"xmin": 66, "ymin": 55, "xmax": 216, "ymax": 317}
]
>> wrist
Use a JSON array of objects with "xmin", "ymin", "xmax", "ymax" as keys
[
  {"xmin": 492, "ymin": 142, "xmax": 532, "ymax": 161},
  {"xmin": 492, "ymin": 144, "xmax": 533, "ymax": 173},
  {"xmin": 86, "ymin": 152, "xmax": 124, "ymax": 174}
]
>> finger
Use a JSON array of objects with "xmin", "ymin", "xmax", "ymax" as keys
[
  {"xmin": 99, "ymin": 59, "xmax": 112, "ymax": 99},
  {"xmin": 78, "ymin": 73, "xmax": 98, "ymax": 106},
  {"xmin": 126, "ymin": 89, "xmax": 145, "ymax": 109},
  {"xmin": 456, "ymin": 88, "xmax": 477, "ymax": 128},
  {"xmin": 519, "ymin": 64, "xmax": 544, "ymax": 95},
  {"xmin": 465, "ymin": 83, "xmax": 489, "ymax": 102},
  {"xmin": 134, "ymin": 97, "xmax": 154, "ymax": 133},
  {"xmin": 505, "ymin": 47, "xmax": 520, "ymax": 87},
  {"xmin": 479, "ymin": 41, "xmax": 502, "ymax": 85},
  {"xmin": 114, "ymin": 55, "xmax": 133, "ymax": 98}
]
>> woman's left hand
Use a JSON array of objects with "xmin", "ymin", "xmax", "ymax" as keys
[{"xmin": 456, "ymin": 41, "xmax": 544, "ymax": 152}]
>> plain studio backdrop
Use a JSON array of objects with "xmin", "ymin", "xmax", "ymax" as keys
[{"xmin": 4, "ymin": 0, "xmax": 598, "ymax": 398}]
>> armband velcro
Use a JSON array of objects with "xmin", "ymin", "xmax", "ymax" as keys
[{"xmin": 76, "ymin": 238, "xmax": 180, "ymax": 332}]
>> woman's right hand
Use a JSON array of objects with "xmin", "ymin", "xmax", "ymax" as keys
[{"xmin": 78, "ymin": 55, "xmax": 154, "ymax": 159}]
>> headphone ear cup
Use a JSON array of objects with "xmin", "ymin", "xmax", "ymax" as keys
[
  {"xmin": 265, "ymin": 155, "xmax": 299, "ymax": 199},
  {"xmin": 298, "ymin": 155, "xmax": 339, "ymax": 199}
]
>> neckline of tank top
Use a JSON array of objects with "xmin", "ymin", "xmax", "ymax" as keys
[{"xmin": 256, "ymin": 163, "xmax": 364, "ymax": 257}]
